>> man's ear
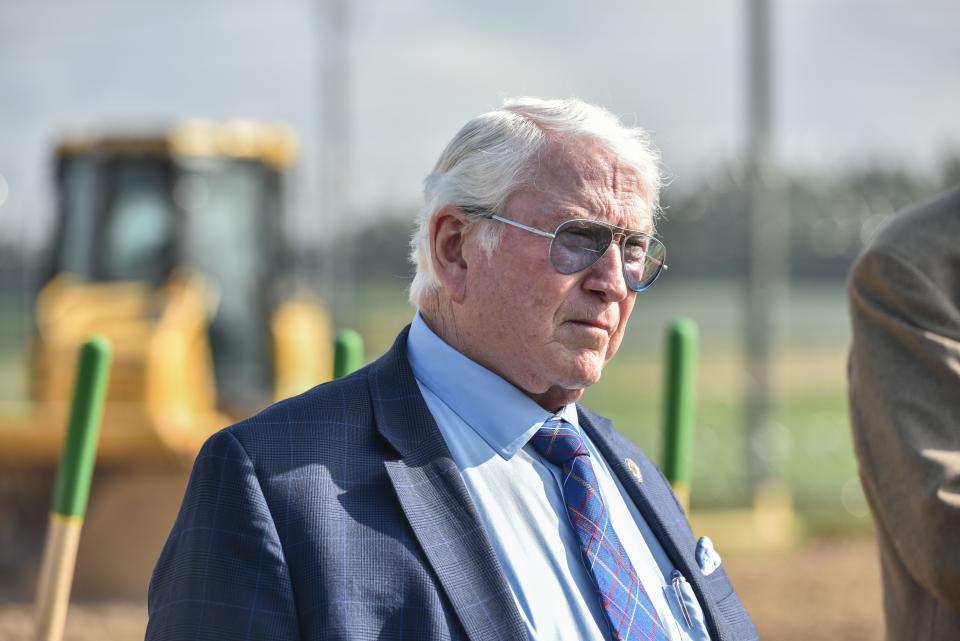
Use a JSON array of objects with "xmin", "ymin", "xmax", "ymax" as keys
[{"xmin": 430, "ymin": 206, "xmax": 471, "ymax": 304}]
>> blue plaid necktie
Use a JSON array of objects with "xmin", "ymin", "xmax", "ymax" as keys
[{"xmin": 531, "ymin": 416, "xmax": 669, "ymax": 641}]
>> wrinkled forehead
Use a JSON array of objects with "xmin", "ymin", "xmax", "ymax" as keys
[{"xmin": 527, "ymin": 140, "xmax": 654, "ymax": 230}]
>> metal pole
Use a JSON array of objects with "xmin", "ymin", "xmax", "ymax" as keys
[
  {"xmin": 744, "ymin": 0, "xmax": 786, "ymax": 494},
  {"xmin": 317, "ymin": 0, "xmax": 352, "ymax": 314}
]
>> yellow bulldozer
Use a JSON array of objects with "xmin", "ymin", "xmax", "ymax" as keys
[{"xmin": 0, "ymin": 122, "xmax": 333, "ymax": 597}]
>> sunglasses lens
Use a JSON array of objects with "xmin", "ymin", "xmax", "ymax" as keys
[
  {"xmin": 550, "ymin": 220, "xmax": 612, "ymax": 274},
  {"xmin": 623, "ymin": 234, "xmax": 666, "ymax": 291},
  {"xmin": 549, "ymin": 220, "xmax": 666, "ymax": 291}
]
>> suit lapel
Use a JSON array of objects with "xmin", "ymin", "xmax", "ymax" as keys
[
  {"xmin": 578, "ymin": 407, "xmax": 730, "ymax": 641},
  {"xmin": 370, "ymin": 327, "xmax": 527, "ymax": 641}
]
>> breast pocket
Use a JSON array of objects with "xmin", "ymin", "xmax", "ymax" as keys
[{"xmin": 662, "ymin": 570, "xmax": 711, "ymax": 641}]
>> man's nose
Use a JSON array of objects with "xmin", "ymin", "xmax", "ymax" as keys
[{"xmin": 582, "ymin": 241, "xmax": 629, "ymax": 301}]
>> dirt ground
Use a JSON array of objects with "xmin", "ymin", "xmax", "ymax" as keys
[
  {"xmin": 0, "ymin": 537, "xmax": 882, "ymax": 641},
  {"xmin": 727, "ymin": 537, "xmax": 883, "ymax": 641}
]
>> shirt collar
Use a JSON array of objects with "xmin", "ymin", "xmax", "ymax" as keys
[{"xmin": 407, "ymin": 312, "xmax": 580, "ymax": 460}]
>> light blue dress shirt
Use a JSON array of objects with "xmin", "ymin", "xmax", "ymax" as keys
[{"xmin": 406, "ymin": 313, "xmax": 711, "ymax": 641}]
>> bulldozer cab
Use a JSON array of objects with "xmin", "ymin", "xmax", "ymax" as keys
[
  {"xmin": 49, "ymin": 122, "xmax": 299, "ymax": 412},
  {"xmin": 0, "ymin": 123, "xmax": 331, "ymax": 599}
]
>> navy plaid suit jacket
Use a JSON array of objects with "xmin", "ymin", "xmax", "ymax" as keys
[{"xmin": 146, "ymin": 326, "xmax": 758, "ymax": 641}]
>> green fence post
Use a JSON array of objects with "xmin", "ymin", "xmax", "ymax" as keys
[
  {"xmin": 35, "ymin": 336, "xmax": 112, "ymax": 641},
  {"xmin": 334, "ymin": 329, "xmax": 364, "ymax": 379},
  {"xmin": 662, "ymin": 318, "xmax": 698, "ymax": 512}
]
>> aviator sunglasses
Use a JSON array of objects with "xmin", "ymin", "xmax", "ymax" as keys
[{"xmin": 464, "ymin": 207, "xmax": 668, "ymax": 292}]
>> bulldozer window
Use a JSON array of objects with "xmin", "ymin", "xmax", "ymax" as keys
[
  {"xmin": 178, "ymin": 160, "xmax": 276, "ymax": 411},
  {"xmin": 96, "ymin": 159, "xmax": 177, "ymax": 285}
]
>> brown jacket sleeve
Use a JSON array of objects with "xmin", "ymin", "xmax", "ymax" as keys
[{"xmin": 848, "ymin": 201, "xmax": 960, "ymax": 636}]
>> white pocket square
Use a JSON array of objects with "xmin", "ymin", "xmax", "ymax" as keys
[{"xmin": 695, "ymin": 535, "xmax": 722, "ymax": 576}]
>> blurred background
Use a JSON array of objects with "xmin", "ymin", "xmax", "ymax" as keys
[{"xmin": 1, "ymin": 0, "xmax": 958, "ymax": 639}]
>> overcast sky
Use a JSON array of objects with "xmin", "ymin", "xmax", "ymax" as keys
[{"xmin": 1, "ymin": 0, "xmax": 958, "ymax": 246}]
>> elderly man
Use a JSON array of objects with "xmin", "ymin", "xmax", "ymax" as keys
[{"xmin": 147, "ymin": 98, "xmax": 757, "ymax": 641}]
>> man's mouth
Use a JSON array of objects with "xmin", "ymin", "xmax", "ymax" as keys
[{"xmin": 568, "ymin": 319, "xmax": 613, "ymax": 333}]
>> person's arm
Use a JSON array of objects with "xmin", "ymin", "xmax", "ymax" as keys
[
  {"xmin": 849, "ymin": 245, "xmax": 960, "ymax": 608},
  {"xmin": 146, "ymin": 429, "xmax": 300, "ymax": 640}
]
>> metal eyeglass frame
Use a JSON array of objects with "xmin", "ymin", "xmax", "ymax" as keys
[{"xmin": 463, "ymin": 207, "xmax": 668, "ymax": 292}]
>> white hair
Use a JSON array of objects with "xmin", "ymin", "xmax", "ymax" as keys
[{"xmin": 408, "ymin": 96, "xmax": 663, "ymax": 309}]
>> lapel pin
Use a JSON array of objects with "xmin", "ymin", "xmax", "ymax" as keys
[{"xmin": 624, "ymin": 458, "xmax": 643, "ymax": 483}]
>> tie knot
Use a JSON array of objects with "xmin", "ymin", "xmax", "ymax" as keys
[{"xmin": 531, "ymin": 417, "xmax": 590, "ymax": 466}]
